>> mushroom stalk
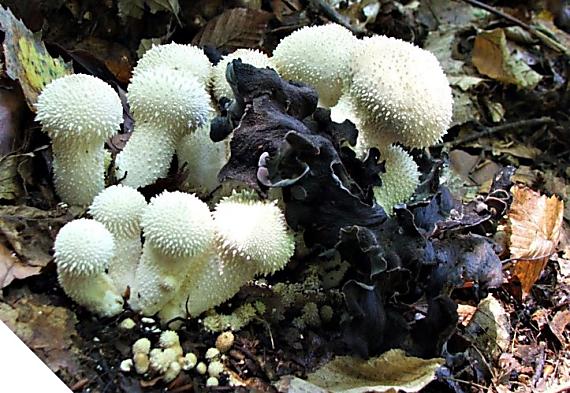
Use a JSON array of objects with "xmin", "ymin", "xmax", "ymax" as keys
[
  {"xmin": 89, "ymin": 185, "xmax": 147, "ymax": 294},
  {"xmin": 51, "ymin": 138, "xmax": 108, "ymax": 206},
  {"xmin": 115, "ymin": 123, "xmax": 176, "ymax": 188},
  {"xmin": 35, "ymin": 74, "xmax": 123, "ymax": 206},
  {"xmin": 54, "ymin": 219, "xmax": 123, "ymax": 317}
]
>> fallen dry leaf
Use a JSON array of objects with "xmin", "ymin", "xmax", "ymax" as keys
[
  {"xmin": 472, "ymin": 28, "xmax": 542, "ymax": 89},
  {"xmin": 464, "ymin": 295, "xmax": 511, "ymax": 360},
  {"xmin": 0, "ymin": 241, "xmax": 41, "ymax": 288},
  {"xmin": 457, "ymin": 303, "xmax": 478, "ymax": 326},
  {"xmin": 508, "ymin": 185, "xmax": 564, "ymax": 295},
  {"xmin": 549, "ymin": 310, "xmax": 570, "ymax": 347},
  {"xmin": 0, "ymin": 205, "xmax": 75, "ymax": 287},
  {"xmin": 192, "ymin": 8, "xmax": 273, "ymax": 51},
  {"xmin": 305, "ymin": 349, "xmax": 444, "ymax": 393},
  {"xmin": 0, "ymin": 290, "xmax": 81, "ymax": 376}
]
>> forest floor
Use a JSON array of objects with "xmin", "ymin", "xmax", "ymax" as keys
[{"xmin": 0, "ymin": 0, "xmax": 569, "ymax": 392}]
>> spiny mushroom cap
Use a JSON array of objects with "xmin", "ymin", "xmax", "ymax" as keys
[
  {"xmin": 35, "ymin": 74, "xmax": 123, "ymax": 144},
  {"xmin": 271, "ymin": 23, "xmax": 358, "ymax": 107},
  {"xmin": 213, "ymin": 190, "xmax": 294, "ymax": 275},
  {"xmin": 211, "ymin": 49, "xmax": 274, "ymax": 101},
  {"xmin": 54, "ymin": 219, "xmax": 115, "ymax": 276},
  {"xmin": 142, "ymin": 191, "xmax": 214, "ymax": 258},
  {"xmin": 349, "ymin": 35, "xmax": 453, "ymax": 148},
  {"xmin": 132, "ymin": 338, "xmax": 151, "ymax": 355},
  {"xmin": 373, "ymin": 145, "xmax": 420, "ymax": 212},
  {"xmin": 159, "ymin": 330, "xmax": 180, "ymax": 349},
  {"xmin": 127, "ymin": 66, "xmax": 211, "ymax": 132},
  {"xmin": 134, "ymin": 43, "xmax": 212, "ymax": 86},
  {"xmin": 150, "ymin": 348, "xmax": 178, "ymax": 373},
  {"xmin": 89, "ymin": 185, "xmax": 147, "ymax": 238}
]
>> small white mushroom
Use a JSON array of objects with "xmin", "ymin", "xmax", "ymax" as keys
[
  {"xmin": 348, "ymin": 35, "xmax": 453, "ymax": 149},
  {"xmin": 116, "ymin": 67, "xmax": 211, "ymax": 188},
  {"xmin": 196, "ymin": 361, "xmax": 207, "ymax": 375},
  {"xmin": 89, "ymin": 185, "xmax": 147, "ymax": 293},
  {"xmin": 129, "ymin": 191, "xmax": 214, "ymax": 315},
  {"xmin": 35, "ymin": 74, "xmax": 123, "ymax": 206},
  {"xmin": 271, "ymin": 24, "xmax": 358, "ymax": 107},
  {"xmin": 54, "ymin": 219, "xmax": 123, "ymax": 317}
]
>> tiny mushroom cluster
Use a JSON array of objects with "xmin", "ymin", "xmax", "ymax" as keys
[{"xmin": 119, "ymin": 326, "xmax": 234, "ymax": 385}]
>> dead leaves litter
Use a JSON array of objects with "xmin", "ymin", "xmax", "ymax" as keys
[{"xmin": 507, "ymin": 185, "xmax": 564, "ymax": 296}]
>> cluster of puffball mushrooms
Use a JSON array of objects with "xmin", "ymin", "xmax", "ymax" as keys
[{"xmin": 36, "ymin": 23, "xmax": 453, "ymax": 322}]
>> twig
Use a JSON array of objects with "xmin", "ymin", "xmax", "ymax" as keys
[
  {"xmin": 435, "ymin": 117, "xmax": 555, "ymax": 148},
  {"xmin": 532, "ymin": 342, "xmax": 547, "ymax": 388},
  {"xmin": 462, "ymin": 0, "xmax": 570, "ymax": 57},
  {"xmin": 446, "ymin": 377, "xmax": 490, "ymax": 391},
  {"xmin": 306, "ymin": 0, "xmax": 365, "ymax": 35}
]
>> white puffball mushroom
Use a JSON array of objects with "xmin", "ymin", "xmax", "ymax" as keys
[
  {"xmin": 159, "ymin": 191, "xmax": 294, "ymax": 323},
  {"xmin": 127, "ymin": 67, "xmax": 210, "ymax": 132},
  {"xmin": 163, "ymin": 361, "xmax": 182, "ymax": 383},
  {"xmin": 132, "ymin": 338, "xmax": 151, "ymax": 355},
  {"xmin": 206, "ymin": 377, "xmax": 219, "ymax": 387},
  {"xmin": 213, "ymin": 190, "xmax": 295, "ymax": 275},
  {"xmin": 116, "ymin": 66, "xmax": 211, "ymax": 188},
  {"xmin": 142, "ymin": 191, "xmax": 214, "ymax": 258},
  {"xmin": 119, "ymin": 318, "xmax": 136, "ymax": 330},
  {"xmin": 159, "ymin": 330, "xmax": 183, "ymax": 357},
  {"xmin": 373, "ymin": 145, "xmax": 420, "ymax": 213},
  {"xmin": 120, "ymin": 359, "xmax": 133, "ymax": 372},
  {"xmin": 177, "ymin": 123, "xmax": 230, "ymax": 196},
  {"xmin": 89, "ymin": 185, "xmax": 147, "ymax": 293},
  {"xmin": 133, "ymin": 43, "xmax": 212, "ymax": 86},
  {"xmin": 348, "ymin": 35, "xmax": 453, "ymax": 149},
  {"xmin": 196, "ymin": 362, "xmax": 207, "ymax": 375},
  {"xmin": 181, "ymin": 353, "xmax": 198, "ymax": 370},
  {"xmin": 271, "ymin": 23, "xmax": 358, "ymax": 107},
  {"xmin": 134, "ymin": 353, "xmax": 150, "ymax": 374},
  {"xmin": 129, "ymin": 191, "xmax": 214, "ymax": 315},
  {"xmin": 35, "ymin": 74, "xmax": 123, "ymax": 206},
  {"xmin": 205, "ymin": 347, "xmax": 220, "ymax": 361},
  {"xmin": 208, "ymin": 360, "xmax": 224, "ymax": 378},
  {"xmin": 211, "ymin": 49, "xmax": 274, "ymax": 101},
  {"xmin": 54, "ymin": 219, "xmax": 123, "ymax": 317}
]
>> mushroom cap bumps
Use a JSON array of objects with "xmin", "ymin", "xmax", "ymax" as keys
[
  {"xmin": 134, "ymin": 43, "xmax": 211, "ymax": 86},
  {"xmin": 116, "ymin": 66, "xmax": 211, "ymax": 188},
  {"xmin": 142, "ymin": 191, "xmax": 214, "ymax": 258},
  {"xmin": 127, "ymin": 66, "xmax": 211, "ymax": 132},
  {"xmin": 36, "ymin": 74, "xmax": 122, "ymax": 143},
  {"xmin": 373, "ymin": 145, "xmax": 420, "ymax": 213},
  {"xmin": 271, "ymin": 23, "xmax": 357, "ymax": 108},
  {"xmin": 213, "ymin": 190, "xmax": 294, "ymax": 275},
  {"xmin": 89, "ymin": 185, "xmax": 147, "ymax": 293},
  {"xmin": 348, "ymin": 36, "xmax": 453, "ymax": 148},
  {"xmin": 129, "ymin": 191, "xmax": 215, "ymax": 315},
  {"xmin": 89, "ymin": 185, "xmax": 147, "ymax": 238},
  {"xmin": 35, "ymin": 74, "xmax": 123, "ymax": 205},
  {"xmin": 55, "ymin": 219, "xmax": 115, "ymax": 276},
  {"xmin": 54, "ymin": 219, "xmax": 123, "ymax": 317},
  {"xmin": 211, "ymin": 49, "xmax": 274, "ymax": 101}
]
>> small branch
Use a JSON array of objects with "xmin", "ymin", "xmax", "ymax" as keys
[
  {"xmin": 435, "ymin": 117, "xmax": 555, "ymax": 148},
  {"xmin": 462, "ymin": 0, "xmax": 570, "ymax": 57},
  {"xmin": 306, "ymin": 0, "xmax": 366, "ymax": 35}
]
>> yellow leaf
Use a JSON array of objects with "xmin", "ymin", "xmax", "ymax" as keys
[{"xmin": 0, "ymin": 6, "xmax": 72, "ymax": 110}]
